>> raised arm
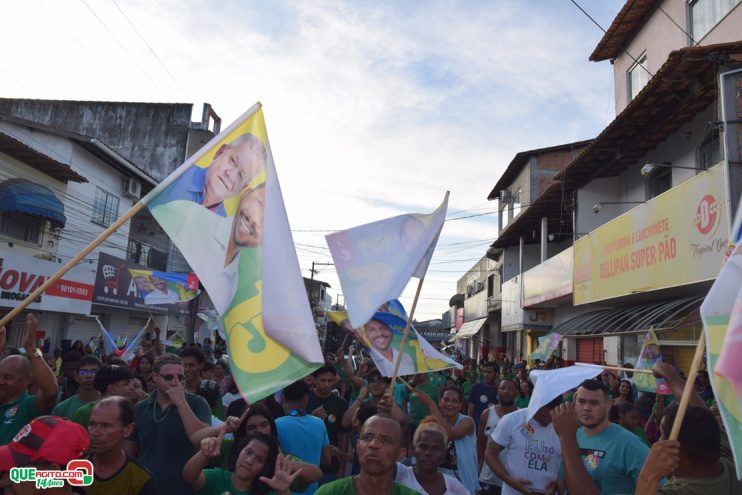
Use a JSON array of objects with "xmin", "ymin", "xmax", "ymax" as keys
[
  {"xmin": 551, "ymin": 403, "xmax": 599, "ymax": 495},
  {"xmin": 414, "ymin": 390, "xmax": 473, "ymax": 441},
  {"xmin": 23, "ymin": 315, "xmax": 57, "ymax": 413},
  {"xmin": 183, "ymin": 426, "xmax": 225, "ymax": 490}
]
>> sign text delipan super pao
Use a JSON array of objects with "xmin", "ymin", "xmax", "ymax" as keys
[{"xmin": 574, "ymin": 164, "xmax": 728, "ymax": 305}]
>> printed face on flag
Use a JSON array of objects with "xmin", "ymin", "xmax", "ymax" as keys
[
  {"xmin": 145, "ymin": 106, "xmax": 324, "ymax": 403},
  {"xmin": 328, "ymin": 299, "xmax": 460, "ymax": 377},
  {"xmin": 225, "ymin": 183, "xmax": 266, "ymax": 267},
  {"xmin": 326, "ymin": 194, "xmax": 448, "ymax": 328}
]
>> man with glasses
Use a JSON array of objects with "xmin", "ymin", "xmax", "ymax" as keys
[
  {"xmin": 125, "ymin": 353, "xmax": 211, "ymax": 495},
  {"xmin": 51, "ymin": 354, "xmax": 101, "ymax": 419}
]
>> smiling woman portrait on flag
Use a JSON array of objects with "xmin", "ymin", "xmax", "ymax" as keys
[{"xmin": 142, "ymin": 104, "xmax": 324, "ymax": 402}]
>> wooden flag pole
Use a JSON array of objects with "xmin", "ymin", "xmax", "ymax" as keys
[
  {"xmin": 669, "ymin": 330, "xmax": 706, "ymax": 440},
  {"xmin": 387, "ymin": 277, "xmax": 425, "ymax": 396},
  {"xmin": 0, "ymin": 202, "xmax": 145, "ymax": 328}
]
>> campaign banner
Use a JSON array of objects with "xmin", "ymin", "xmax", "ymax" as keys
[
  {"xmin": 127, "ymin": 268, "xmax": 199, "ymax": 305},
  {"xmin": 0, "ymin": 250, "xmax": 94, "ymax": 314},
  {"xmin": 328, "ymin": 299, "xmax": 460, "ymax": 377},
  {"xmin": 326, "ymin": 193, "xmax": 448, "ymax": 328},
  {"xmin": 634, "ymin": 328, "xmax": 671, "ymax": 395},
  {"xmin": 574, "ymin": 164, "xmax": 728, "ymax": 305},
  {"xmin": 92, "ymin": 252, "xmax": 191, "ymax": 315},
  {"xmin": 144, "ymin": 104, "xmax": 323, "ymax": 402}
]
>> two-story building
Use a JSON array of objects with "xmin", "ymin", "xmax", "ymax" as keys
[
  {"xmin": 0, "ymin": 99, "xmax": 221, "ymax": 349},
  {"xmin": 485, "ymin": 0, "xmax": 742, "ymax": 371}
]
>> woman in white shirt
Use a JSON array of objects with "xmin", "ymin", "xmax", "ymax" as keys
[{"xmin": 395, "ymin": 417, "xmax": 469, "ymax": 495}]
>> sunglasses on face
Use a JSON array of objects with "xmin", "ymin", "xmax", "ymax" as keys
[
  {"xmin": 78, "ymin": 369, "xmax": 98, "ymax": 377},
  {"xmin": 158, "ymin": 373, "xmax": 186, "ymax": 382}
]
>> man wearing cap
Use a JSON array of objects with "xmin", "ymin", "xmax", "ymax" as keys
[
  {"xmin": 126, "ymin": 353, "xmax": 211, "ymax": 495},
  {"xmin": 0, "ymin": 416, "xmax": 89, "ymax": 495},
  {"xmin": 88, "ymin": 396, "xmax": 156, "ymax": 495},
  {"xmin": 0, "ymin": 315, "xmax": 59, "ymax": 444}
]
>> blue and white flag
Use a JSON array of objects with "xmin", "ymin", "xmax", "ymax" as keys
[{"xmin": 326, "ymin": 192, "xmax": 448, "ymax": 328}]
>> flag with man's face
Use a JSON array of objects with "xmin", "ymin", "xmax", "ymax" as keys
[
  {"xmin": 702, "ymin": 197, "xmax": 742, "ymax": 478},
  {"xmin": 142, "ymin": 104, "xmax": 323, "ymax": 402},
  {"xmin": 326, "ymin": 192, "xmax": 448, "ymax": 328}
]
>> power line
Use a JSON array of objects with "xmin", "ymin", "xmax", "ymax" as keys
[
  {"xmin": 110, "ymin": 0, "xmax": 191, "ymax": 100},
  {"xmin": 79, "ymin": 0, "xmax": 168, "ymax": 98}
]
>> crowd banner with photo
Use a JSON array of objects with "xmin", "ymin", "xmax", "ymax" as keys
[
  {"xmin": 326, "ymin": 192, "xmax": 449, "ymax": 329},
  {"xmin": 142, "ymin": 103, "xmax": 323, "ymax": 402},
  {"xmin": 633, "ymin": 328, "xmax": 672, "ymax": 395},
  {"xmin": 327, "ymin": 299, "xmax": 461, "ymax": 377},
  {"xmin": 701, "ymin": 197, "xmax": 742, "ymax": 478},
  {"xmin": 92, "ymin": 252, "xmax": 191, "ymax": 316},
  {"xmin": 528, "ymin": 333, "xmax": 562, "ymax": 361},
  {"xmin": 127, "ymin": 268, "xmax": 199, "ymax": 305},
  {"xmin": 527, "ymin": 366, "xmax": 602, "ymax": 422}
]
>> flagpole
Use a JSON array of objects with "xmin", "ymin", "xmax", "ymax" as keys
[
  {"xmin": 387, "ymin": 277, "xmax": 425, "ymax": 396},
  {"xmin": 669, "ymin": 331, "xmax": 706, "ymax": 440},
  {"xmin": 0, "ymin": 102, "xmax": 267, "ymax": 330},
  {"xmin": 574, "ymin": 363, "xmax": 654, "ymax": 375},
  {"xmin": 0, "ymin": 202, "xmax": 145, "ymax": 328}
]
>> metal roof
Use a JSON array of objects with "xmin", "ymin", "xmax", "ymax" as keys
[{"xmin": 553, "ymin": 296, "xmax": 702, "ymax": 337}]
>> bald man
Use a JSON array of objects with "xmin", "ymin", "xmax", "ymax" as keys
[
  {"xmin": 0, "ymin": 314, "xmax": 58, "ymax": 443},
  {"xmin": 317, "ymin": 414, "xmax": 420, "ymax": 495}
]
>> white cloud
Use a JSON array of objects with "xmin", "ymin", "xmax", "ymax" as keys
[{"xmin": 0, "ymin": 0, "xmax": 624, "ymax": 319}]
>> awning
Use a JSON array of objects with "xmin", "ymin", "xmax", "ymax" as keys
[
  {"xmin": 450, "ymin": 318, "xmax": 487, "ymax": 341},
  {"xmin": 0, "ymin": 178, "xmax": 66, "ymax": 228},
  {"xmin": 553, "ymin": 296, "xmax": 703, "ymax": 337}
]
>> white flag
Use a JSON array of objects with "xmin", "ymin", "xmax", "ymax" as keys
[
  {"xmin": 526, "ymin": 365, "xmax": 602, "ymax": 422},
  {"xmin": 326, "ymin": 192, "xmax": 448, "ymax": 328}
]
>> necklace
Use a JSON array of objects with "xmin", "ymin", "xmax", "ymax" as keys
[{"xmin": 152, "ymin": 398, "xmax": 175, "ymax": 423}]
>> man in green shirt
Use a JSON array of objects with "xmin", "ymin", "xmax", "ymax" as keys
[
  {"xmin": 404, "ymin": 373, "xmax": 441, "ymax": 440},
  {"xmin": 51, "ymin": 355, "xmax": 101, "ymax": 419},
  {"xmin": 0, "ymin": 314, "xmax": 58, "ymax": 444},
  {"xmin": 317, "ymin": 415, "xmax": 421, "ymax": 495},
  {"xmin": 72, "ymin": 363, "xmax": 135, "ymax": 428}
]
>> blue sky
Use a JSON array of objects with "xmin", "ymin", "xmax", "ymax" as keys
[{"xmin": 0, "ymin": 0, "xmax": 625, "ymax": 319}]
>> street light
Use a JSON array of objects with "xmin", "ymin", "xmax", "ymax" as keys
[
  {"xmin": 592, "ymin": 201, "xmax": 644, "ymax": 213},
  {"xmin": 640, "ymin": 161, "xmax": 698, "ymax": 177}
]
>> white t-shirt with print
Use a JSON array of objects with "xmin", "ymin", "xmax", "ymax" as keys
[
  {"xmin": 395, "ymin": 463, "xmax": 469, "ymax": 495},
  {"xmin": 491, "ymin": 408, "xmax": 562, "ymax": 495}
]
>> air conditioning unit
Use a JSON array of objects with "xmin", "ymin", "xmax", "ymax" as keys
[
  {"xmin": 122, "ymin": 178, "xmax": 141, "ymax": 199},
  {"xmin": 499, "ymin": 188, "xmax": 510, "ymax": 203}
]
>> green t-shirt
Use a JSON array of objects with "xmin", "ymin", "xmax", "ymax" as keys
[
  {"xmin": 0, "ymin": 393, "xmax": 42, "ymax": 445},
  {"xmin": 629, "ymin": 426, "xmax": 650, "ymax": 446},
  {"xmin": 72, "ymin": 401, "xmax": 95, "ymax": 428},
  {"xmin": 52, "ymin": 395, "xmax": 89, "ymax": 420},
  {"xmin": 461, "ymin": 380, "xmax": 476, "ymax": 399},
  {"xmin": 428, "ymin": 372, "xmax": 446, "ymax": 391},
  {"xmin": 514, "ymin": 396, "xmax": 530, "ymax": 409},
  {"xmin": 316, "ymin": 476, "xmax": 421, "ymax": 495},
  {"xmin": 197, "ymin": 468, "xmax": 277, "ymax": 495},
  {"xmin": 404, "ymin": 383, "xmax": 440, "ymax": 425}
]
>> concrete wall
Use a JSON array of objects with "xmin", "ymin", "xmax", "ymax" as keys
[{"xmin": 0, "ymin": 99, "xmax": 194, "ymax": 182}]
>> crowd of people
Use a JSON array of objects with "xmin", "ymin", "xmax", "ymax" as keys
[{"xmin": 0, "ymin": 313, "xmax": 738, "ymax": 494}]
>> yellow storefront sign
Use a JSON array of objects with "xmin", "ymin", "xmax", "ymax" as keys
[{"xmin": 574, "ymin": 164, "xmax": 728, "ymax": 305}]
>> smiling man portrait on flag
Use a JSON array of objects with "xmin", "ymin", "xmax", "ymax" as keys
[{"xmin": 142, "ymin": 104, "xmax": 323, "ymax": 402}]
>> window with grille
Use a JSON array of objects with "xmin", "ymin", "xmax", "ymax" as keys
[
  {"xmin": 0, "ymin": 212, "xmax": 44, "ymax": 246},
  {"xmin": 91, "ymin": 187, "xmax": 119, "ymax": 227}
]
